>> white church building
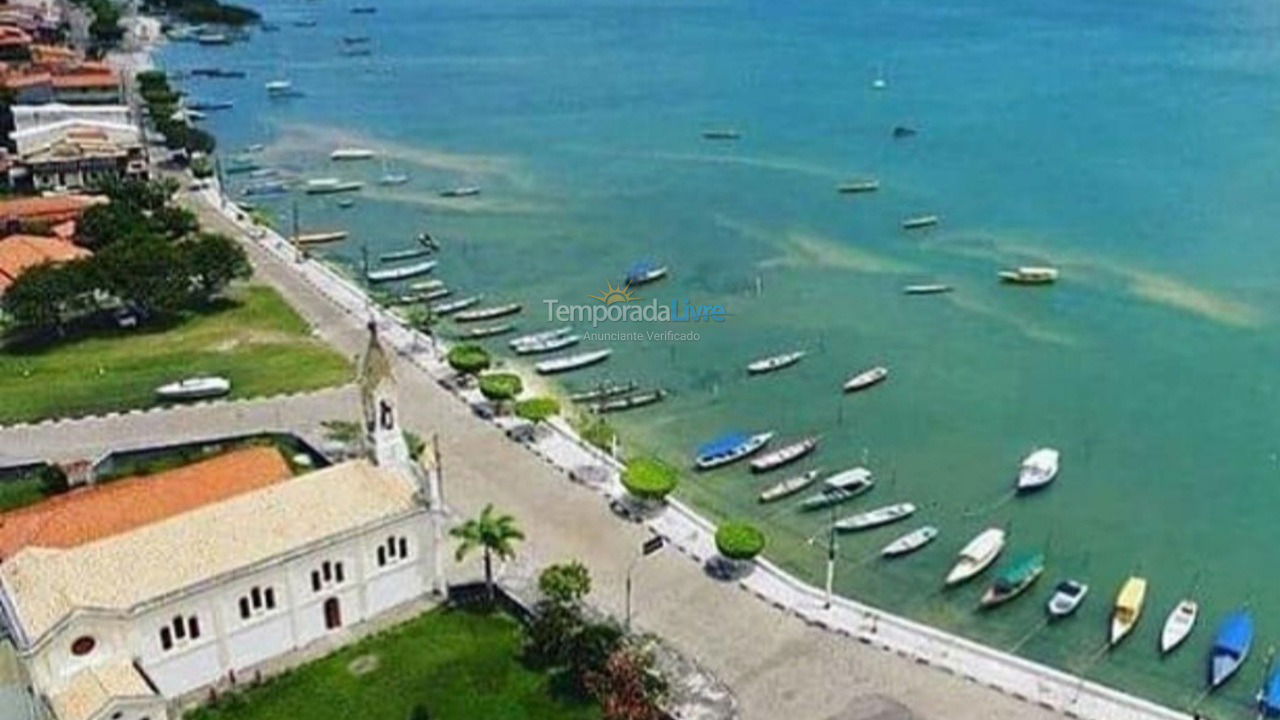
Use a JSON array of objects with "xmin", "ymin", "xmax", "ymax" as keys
[{"xmin": 0, "ymin": 325, "xmax": 442, "ymax": 720}]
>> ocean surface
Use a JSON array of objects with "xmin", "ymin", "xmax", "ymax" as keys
[{"xmin": 162, "ymin": 0, "xmax": 1280, "ymax": 713}]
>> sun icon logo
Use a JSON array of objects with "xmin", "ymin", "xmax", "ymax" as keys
[{"xmin": 590, "ymin": 281, "xmax": 640, "ymax": 304}]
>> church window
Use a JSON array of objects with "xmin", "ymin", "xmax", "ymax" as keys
[
  {"xmin": 335, "ymin": 562, "xmax": 345, "ymax": 583},
  {"xmin": 377, "ymin": 547, "xmax": 386, "ymax": 567},
  {"xmin": 239, "ymin": 598, "xmax": 250, "ymax": 619},
  {"xmin": 265, "ymin": 588, "xmax": 276, "ymax": 609},
  {"xmin": 311, "ymin": 571, "xmax": 321, "ymax": 592},
  {"xmin": 188, "ymin": 616, "xmax": 200, "ymax": 639},
  {"xmin": 160, "ymin": 627, "xmax": 172, "ymax": 651}
]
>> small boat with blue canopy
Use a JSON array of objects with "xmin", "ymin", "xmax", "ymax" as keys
[
  {"xmin": 1259, "ymin": 658, "xmax": 1280, "ymax": 717},
  {"xmin": 1208, "ymin": 609, "xmax": 1254, "ymax": 690},
  {"xmin": 625, "ymin": 261, "xmax": 668, "ymax": 286},
  {"xmin": 694, "ymin": 431, "xmax": 774, "ymax": 470}
]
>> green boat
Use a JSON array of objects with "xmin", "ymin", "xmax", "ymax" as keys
[{"xmin": 979, "ymin": 551, "xmax": 1045, "ymax": 608}]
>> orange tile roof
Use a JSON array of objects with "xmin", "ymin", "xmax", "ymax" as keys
[
  {"xmin": 0, "ymin": 194, "xmax": 104, "ymax": 223},
  {"xmin": 0, "ymin": 233, "xmax": 90, "ymax": 292},
  {"xmin": 0, "ymin": 446, "xmax": 295, "ymax": 560},
  {"xmin": 0, "ymin": 25, "xmax": 32, "ymax": 47},
  {"xmin": 1, "ymin": 70, "xmax": 49, "ymax": 89},
  {"xmin": 50, "ymin": 71, "xmax": 118, "ymax": 89}
]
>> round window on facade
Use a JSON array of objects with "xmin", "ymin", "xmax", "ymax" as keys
[{"xmin": 70, "ymin": 636, "xmax": 96, "ymax": 656}]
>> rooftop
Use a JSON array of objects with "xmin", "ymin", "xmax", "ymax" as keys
[
  {"xmin": 0, "ymin": 446, "xmax": 292, "ymax": 559},
  {"xmin": 0, "ymin": 194, "xmax": 105, "ymax": 223},
  {"xmin": 0, "ymin": 459, "xmax": 420, "ymax": 644},
  {"xmin": 48, "ymin": 660, "xmax": 154, "ymax": 720},
  {"xmin": 0, "ymin": 233, "xmax": 89, "ymax": 293}
]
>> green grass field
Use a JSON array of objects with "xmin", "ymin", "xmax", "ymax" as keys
[
  {"xmin": 0, "ymin": 285, "xmax": 351, "ymax": 424},
  {"xmin": 187, "ymin": 608, "xmax": 600, "ymax": 720}
]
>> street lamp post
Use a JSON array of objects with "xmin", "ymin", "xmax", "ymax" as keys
[{"xmin": 625, "ymin": 535, "xmax": 665, "ymax": 631}]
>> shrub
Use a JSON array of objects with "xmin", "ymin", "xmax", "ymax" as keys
[
  {"xmin": 446, "ymin": 344, "xmax": 491, "ymax": 375},
  {"xmin": 515, "ymin": 396, "xmax": 560, "ymax": 423},
  {"xmin": 715, "ymin": 522, "xmax": 766, "ymax": 561},
  {"xmin": 620, "ymin": 457, "xmax": 678, "ymax": 502},
  {"xmin": 478, "ymin": 373, "xmax": 523, "ymax": 402}
]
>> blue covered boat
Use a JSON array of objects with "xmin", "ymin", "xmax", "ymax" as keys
[
  {"xmin": 1259, "ymin": 665, "xmax": 1280, "ymax": 717},
  {"xmin": 694, "ymin": 431, "xmax": 774, "ymax": 470},
  {"xmin": 1208, "ymin": 610, "xmax": 1254, "ymax": 689},
  {"xmin": 625, "ymin": 261, "xmax": 668, "ymax": 286}
]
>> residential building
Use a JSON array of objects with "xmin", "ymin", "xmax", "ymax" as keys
[
  {"xmin": 9, "ymin": 119, "xmax": 146, "ymax": 190},
  {"xmin": 0, "ymin": 327, "xmax": 443, "ymax": 720},
  {"xmin": 12, "ymin": 104, "xmax": 132, "ymax": 134},
  {"xmin": 0, "ymin": 233, "xmax": 89, "ymax": 294},
  {"xmin": 0, "ymin": 194, "xmax": 105, "ymax": 226},
  {"xmin": 0, "ymin": 25, "xmax": 32, "ymax": 62},
  {"xmin": 49, "ymin": 63, "xmax": 121, "ymax": 105}
]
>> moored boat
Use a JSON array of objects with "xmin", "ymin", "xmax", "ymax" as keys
[
  {"xmin": 837, "ymin": 180, "xmax": 880, "ymax": 194},
  {"xmin": 1017, "ymin": 447, "xmax": 1060, "ymax": 491},
  {"xmin": 366, "ymin": 260, "xmax": 436, "ymax": 283},
  {"xmin": 509, "ymin": 326, "xmax": 573, "ymax": 348},
  {"xmin": 1209, "ymin": 610, "xmax": 1254, "ymax": 689},
  {"xmin": 330, "ymin": 147, "xmax": 376, "ymax": 161},
  {"xmin": 439, "ymin": 186, "xmax": 481, "ymax": 198},
  {"xmin": 459, "ymin": 323, "xmax": 514, "ymax": 339},
  {"xmin": 379, "ymin": 173, "xmax": 409, "ymax": 186},
  {"xmin": 835, "ymin": 502, "xmax": 916, "ymax": 532},
  {"xmin": 979, "ymin": 551, "xmax": 1045, "ymax": 608},
  {"xmin": 749, "ymin": 436, "xmax": 819, "ymax": 472},
  {"xmin": 569, "ymin": 380, "xmax": 637, "ymax": 403},
  {"xmin": 843, "ymin": 366, "xmax": 888, "ymax": 393},
  {"xmin": 1047, "ymin": 580, "xmax": 1089, "ymax": 618},
  {"xmin": 999, "ymin": 266, "xmax": 1059, "ymax": 285},
  {"xmin": 748, "ymin": 350, "xmax": 806, "ymax": 375},
  {"xmin": 694, "ymin": 431, "xmax": 775, "ymax": 470},
  {"xmin": 155, "ymin": 376, "xmax": 231, "ymax": 401},
  {"xmin": 291, "ymin": 231, "xmax": 348, "ymax": 245},
  {"xmin": 944, "ymin": 528, "xmax": 1006, "ymax": 586},
  {"xmin": 380, "ymin": 247, "xmax": 432, "ymax": 263},
  {"xmin": 513, "ymin": 333, "xmax": 581, "ymax": 355},
  {"xmin": 799, "ymin": 467, "xmax": 874, "ymax": 510},
  {"xmin": 759, "ymin": 469, "xmax": 823, "ymax": 503},
  {"xmin": 902, "ymin": 215, "xmax": 940, "ymax": 230},
  {"xmin": 591, "ymin": 389, "xmax": 667, "ymax": 414},
  {"xmin": 892, "ymin": 125, "xmax": 918, "ymax": 138},
  {"xmin": 265, "ymin": 79, "xmax": 293, "ymax": 94},
  {"xmin": 431, "ymin": 295, "xmax": 482, "ymax": 315},
  {"xmin": 1260, "ymin": 663, "xmax": 1280, "ymax": 717},
  {"xmin": 903, "ymin": 284, "xmax": 952, "ymax": 295},
  {"xmin": 454, "ymin": 303, "xmax": 522, "ymax": 323},
  {"xmin": 881, "ymin": 525, "xmax": 939, "ymax": 557},
  {"xmin": 625, "ymin": 261, "xmax": 668, "ymax": 286},
  {"xmin": 1160, "ymin": 600, "xmax": 1199, "ymax": 654},
  {"xmin": 305, "ymin": 178, "xmax": 364, "ymax": 195},
  {"xmin": 1109, "ymin": 576, "xmax": 1148, "ymax": 646},
  {"xmin": 535, "ymin": 348, "xmax": 613, "ymax": 375},
  {"xmin": 701, "ymin": 129, "xmax": 741, "ymax": 140},
  {"xmin": 409, "ymin": 279, "xmax": 444, "ymax": 292}
]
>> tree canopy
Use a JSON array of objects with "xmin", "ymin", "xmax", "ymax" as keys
[
  {"xmin": 478, "ymin": 372, "xmax": 524, "ymax": 402},
  {"xmin": 620, "ymin": 457, "xmax": 678, "ymax": 502},
  {"xmin": 446, "ymin": 344, "xmax": 491, "ymax": 375},
  {"xmin": 450, "ymin": 504, "xmax": 524, "ymax": 600},
  {"xmin": 714, "ymin": 522, "xmax": 766, "ymax": 561},
  {"xmin": 538, "ymin": 561, "xmax": 591, "ymax": 605},
  {"xmin": 515, "ymin": 396, "xmax": 560, "ymax": 423}
]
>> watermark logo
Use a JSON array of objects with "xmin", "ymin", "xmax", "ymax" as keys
[
  {"xmin": 543, "ymin": 276, "xmax": 728, "ymax": 331},
  {"xmin": 589, "ymin": 281, "xmax": 640, "ymax": 305}
]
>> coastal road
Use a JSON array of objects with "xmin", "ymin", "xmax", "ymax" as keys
[{"xmin": 187, "ymin": 193, "xmax": 1059, "ymax": 720}]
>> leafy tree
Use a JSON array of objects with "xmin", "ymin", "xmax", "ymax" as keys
[
  {"xmin": 714, "ymin": 522, "xmax": 766, "ymax": 561},
  {"xmin": 408, "ymin": 706, "xmax": 430, "ymax": 720},
  {"xmin": 1, "ymin": 263, "xmax": 78, "ymax": 332},
  {"xmin": 478, "ymin": 373, "xmax": 523, "ymax": 403},
  {"xmin": 446, "ymin": 344, "xmax": 491, "ymax": 375},
  {"xmin": 78, "ymin": 202, "xmax": 154, "ymax": 250},
  {"xmin": 450, "ymin": 504, "xmax": 524, "ymax": 601},
  {"xmin": 620, "ymin": 457, "xmax": 678, "ymax": 503},
  {"xmin": 515, "ymin": 396, "xmax": 560, "ymax": 424},
  {"xmin": 182, "ymin": 233, "xmax": 249, "ymax": 302},
  {"xmin": 96, "ymin": 236, "xmax": 188, "ymax": 317},
  {"xmin": 154, "ymin": 205, "xmax": 198, "ymax": 239},
  {"xmin": 585, "ymin": 648, "xmax": 667, "ymax": 720},
  {"xmin": 538, "ymin": 561, "xmax": 591, "ymax": 605},
  {"xmin": 568, "ymin": 620, "xmax": 625, "ymax": 695},
  {"xmin": 524, "ymin": 599, "xmax": 583, "ymax": 669}
]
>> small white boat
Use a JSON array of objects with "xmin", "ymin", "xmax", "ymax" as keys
[
  {"xmin": 409, "ymin": 280, "xmax": 444, "ymax": 292},
  {"xmin": 366, "ymin": 260, "xmax": 437, "ymax": 283},
  {"xmin": 591, "ymin": 388, "xmax": 667, "ymax": 414},
  {"xmin": 694, "ymin": 431, "xmax": 775, "ymax": 470},
  {"xmin": 265, "ymin": 80, "xmax": 293, "ymax": 94},
  {"xmin": 835, "ymin": 502, "xmax": 917, "ymax": 532},
  {"xmin": 1047, "ymin": 580, "xmax": 1089, "ymax": 618},
  {"xmin": 749, "ymin": 436, "xmax": 818, "ymax": 473},
  {"xmin": 1017, "ymin": 448, "xmax": 1060, "ymax": 491},
  {"xmin": 509, "ymin": 326, "xmax": 573, "ymax": 348},
  {"xmin": 330, "ymin": 147, "xmax": 376, "ymax": 161},
  {"xmin": 701, "ymin": 129, "xmax": 741, "ymax": 140},
  {"xmin": 378, "ymin": 173, "xmax": 410, "ymax": 186},
  {"xmin": 536, "ymin": 348, "xmax": 613, "ymax": 375},
  {"xmin": 837, "ymin": 180, "xmax": 879, "ymax": 194},
  {"xmin": 758, "ymin": 469, "xmax": 822, "ymax": 503},
  {"xmin": 196, "ymin": 32, "xmax": 230, "ymax": 45},
  {"xmin": 902, "ymin": 215, "xmax": 939, "ymax": 230},
  {"xmin": 843, "ymin": 366, "xmax": 888, "ymax": 393},
  {"xmin": 799, "ymin": 467, "xmax": 875, "ymax": 510},
  {"xmin": 439, "ymin": 186, "xmax": 481, "ymax": 198},
  {"xmin": 291, "ymin": 231, "xmax": 348, "ymax": 245},
  {"xmin": 903, "ymin": 284, "xmax": 952, "ymax": 295},
  {"xmin": 625, "ymin": 262, "xmax": 668, "ymax": 286},
  {"xmin": 1160, "ymin": 600, "xmax": 1199, "ymax": 654},
  {"xmin": 155, "ymin": 376, "xmax": 231, "ymax": 401},
  {"xmin": 881, "ymin": 526, "xmax": 939, "ymax": 558},
  {"xmin": 380, "ymin": 247, "xmax": 432, "ymax": 263},
  {"xmin": 999, "ymin": 266, "xmax": 1059, "ymax": 285},
  {"xmin": 305, "ymin": 177, "xmax": 364, "ymax": 195},
  {"xmin": 513, "ymin": 333, "xmax": 581, "ymax": 355},
  {"xmin": 431, "ymin": 295, "xmax": 482, "ymax": 315},
  {"xmin": 459, "ymin": 323, "xmax": 514, "ymax": 339},
  {"xmin": 944, "ymin": 528, "xmax": 1006, "ymax": 586},
  {"xmin": 747, "ymin": 350, "xmax": 806, "ymax": 375},
  {"xmin": 454, "ymin": 303, "xmax": 522, "ymax": 323}
]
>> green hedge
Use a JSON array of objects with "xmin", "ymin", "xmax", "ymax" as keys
[
  {"xmin": 478, "ymin": 373, "xmax": 523, "ymax": 402},
  {"xmin": 715, "ymin": 522, "xmax": 765, "ymax": 561},
  {"xmin": 515, "ymin": 397, "xmax": 560, "ymax": 422},
  {"xmin": 621, "ymin": 456, "xmax": 678, "ymax": 501},
  {"xmin": 446, "ymin": 344, "xmax": 491, "ymax": 375}
]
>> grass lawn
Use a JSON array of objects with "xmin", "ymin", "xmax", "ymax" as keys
[
  {"xmin": 187, "ymin": 608, "xmax": 600, "ymax": 720},
  {"xmin": 0, "ymin": 285, "xmax": 352, "ymax": 424}
]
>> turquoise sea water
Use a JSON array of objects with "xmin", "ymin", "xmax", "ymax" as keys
[{"xmin": 164, "ymin": 0, "xmax": 1280, "ymax": 713}]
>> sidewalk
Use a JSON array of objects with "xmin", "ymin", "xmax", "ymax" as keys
[{"xmin": 188, "ymin": 186, "xmax": 1187, "ymax": 720}]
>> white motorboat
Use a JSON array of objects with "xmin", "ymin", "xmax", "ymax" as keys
[
  {"xmin": 903, "ymin": 284, "xmax": 952, "ymax": 295},
  {"xmin": 378, "ymin": 173, "xmax": 410, "ymax": 186},
  {"xmin": 330, "ymin": 147, "xmax": 376, "ymax": 161},
  {"xmin": 902, "ymin": 215, "xmax": 939, "ymax": 230},
  {"xmin": 881, "ymin": 526, "xmax": 939, "ymax": 558},
  {"xmin": 747, "ymin": 350, "xmax": 806, "ymax": 375},
  {"xmin": 625, "ymin": 262, "xmax": 669, "ymax": 286},
  {"xmin": 513, "ymin": 333, "xmax": 581, "ymax": 355},
  {"xmin": 509, "ymin": 326, "xmax": 573, "ymax": 349},
  {"xmin": 843, "ymin": 366, "xmax": 889, "ymax": 393},
  {"xmin": 837, "ymin": 180, "xmax": 880, "ymax": 194},
  {"xmin": 694, "ymin": 431, "xmax": 775, "ymax": 470},
  {"xmin": 835, "ymin": 502, "xmax": 917, "ymax": 532},
  {"xmin": 799, "ymin": 467, "xmax": 874, "ymax": 510},
  {"xmin": 291, "ymin": 231, "xmax": 348, "ymax": 245},
  {"xmin": 535, "ymin": 348, "xmax": 613, "ymax": 375},
  {"xmin": 305, "ymin": 178, "xmax": 364, "ymax": 195},
  {"xmin": 999, "ymin": 266, "xmax": 1059, "ymax": 285},
  {"xmin": 758, "ymin": 469, "xmax": 822, "ymax": 503},
  {"xmin": 1017, "ymin": 448, "xmax": 1060, "ymax": 491},
  {"xmin": 459, "ymin": 323, "xmax": 514, "ymax": 339},
  {"xmin": 155, "ymin": 376, "xmax": 231, "ymax": 401},
  {"xmin": 1160, "ymin": 600, "xmax": 1199, "ymax": 654},
  {"xmin": 409, "ymin": 279, "xmax": 444, "ymax": 292},
  {"xmin": 439, "ymin": 186, "xmax": 481, "ymax": 198},
  {"xmin": 431, "ymin": 295, "xmax": 482, "ymax": 315},
  {"xmin": 1047, "ymin": 580, "xmax": 1089, "ymax": 618},
  {"xmin": 749, "ymin": 436, "xmax": 818, "ymax": 472},
  {"xmin": 366, "ymin": 260, "xmax": 437, "ymax": 283},
  {"xmin": 265, "ymin": 79, "xmax": 293, "ymax": 94},
  {"xmin": 454, "ymin": 303, "xmax": 522, "ymax": 323},
  {"xmin": 944, "ymin": 528, "xmax": 1006, "ymax": 586}
]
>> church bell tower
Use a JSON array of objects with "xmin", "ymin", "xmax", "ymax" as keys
[{"xmin": 358, "ymin": 320, "xmax": 412, "ymax": 471}]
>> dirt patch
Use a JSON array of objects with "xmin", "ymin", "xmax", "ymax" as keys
[{"xmin": 347, "ymin": 654, "xmax": 380, "ymax": 676}]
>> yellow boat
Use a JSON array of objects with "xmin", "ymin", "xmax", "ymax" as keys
[
  {"xmin": 1109, "ymin": 576, "xmax": 1148, "ymax": 646},
  {"xmin": 291, "ymin": 231, "xmax": 349, "ymax": 245}
]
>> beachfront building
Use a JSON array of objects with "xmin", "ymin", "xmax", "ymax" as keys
[
  {"xmin": 48, "ymin": 63, "xmax": 122, "ymax": 105},
  {"xmin": 11, "ymin": 103, "xmax": 131, "ymax": 132},
  {"xmin": 8, "ymin": 119, "xmax": 146, "ymax": 190},
  {"xmin": 0, "ymin": 327, "xmax": 443, "ymax": 720}
]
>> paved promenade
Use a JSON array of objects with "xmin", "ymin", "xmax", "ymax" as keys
[{"xmin": 186, "ymin": 188, "xmax": 1188, "ymax": 720}]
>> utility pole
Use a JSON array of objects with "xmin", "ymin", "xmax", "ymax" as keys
[
  {"xmin": 824, "ymin": 504, "xmax": 837, "ymax": 609},
  {"xmin": 626, "ymin": 535, "xmax": 665, "ymax": 631}
]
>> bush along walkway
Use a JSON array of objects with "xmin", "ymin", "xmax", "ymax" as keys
[{"xmin": 194, "ymin": 183, "xmax": 1188, "ymax": 720}]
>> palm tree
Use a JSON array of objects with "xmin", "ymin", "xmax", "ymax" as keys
[{"xmin": 450, "ymin": 504, "xmax": 524, "ymax": 601}]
